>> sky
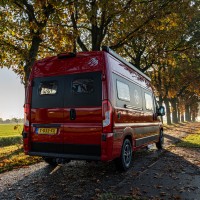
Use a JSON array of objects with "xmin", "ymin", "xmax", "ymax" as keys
[{"xmin": 0, "ymin": 68, "xmax": 24, "ymax": 120}]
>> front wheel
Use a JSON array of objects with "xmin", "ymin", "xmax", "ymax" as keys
[
  {"xmin": 115, "ymin": 139, "xmax": 132, "ymax": 171},
  {"xmin": 156, "ymin": 130, "xmax": 164, "ymax": 150}
]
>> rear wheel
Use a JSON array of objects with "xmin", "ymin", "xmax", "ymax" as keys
[
  {"xmin": 156, "ymin": 130, "xmax": 164, "ymax": 150},
  {"xmin": 115, "ymin": 139, "xmax": 132, "ymax": 171}
]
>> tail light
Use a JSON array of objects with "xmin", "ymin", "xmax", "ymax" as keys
[
  {"xmin": 102, "ymin": 100, "xmax": 113, "ymax": 133},
  {"xmin": 23, "ymin": 103, "xmax": 31, "ymax": 153},
  {"xmin": 24, "ymin": 103, "xmax": 30, "ymax": 133}
]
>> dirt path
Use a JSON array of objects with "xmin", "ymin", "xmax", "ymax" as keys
[{"xmin": 0, "ymin": 122, "xmax": 200, "ymax": 200}]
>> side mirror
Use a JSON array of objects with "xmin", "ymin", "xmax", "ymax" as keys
[{"xmin": 157, "ymin": 106, "xmax": 165, "ymax": 116}]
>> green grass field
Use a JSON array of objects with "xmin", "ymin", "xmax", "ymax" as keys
[
  {"xmin": 0, "ymin": 124, "xmax": 23, "ymax": 147},
  {"xmin": 0, "ymin": 124, "xmax": 42, "ymax": 173},
  {"xmin": 0, "ymin": 124, "xmax": 23, "ymax": 137},
  {"xmin": 177, "ymin": 132, "xmax": 200, "ymax": 148}
]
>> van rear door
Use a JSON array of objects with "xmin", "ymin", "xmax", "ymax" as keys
[
  {"xmin": 62, "ymin": 71, "xmax": 102, "ymax": 159},
  {"xmin": 30, "ymin": 76, "xmax": 64, "ymax": 154},
  {"xmin": 30, "ymin": 71, "xmax": 102, "ymax": 159}
]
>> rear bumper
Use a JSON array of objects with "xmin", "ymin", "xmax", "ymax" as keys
[
  {"xmin": 28, "ymin": 152, "xmax": 100, "ymax": 161},
  {"xmin": 26, "ymin": 133, "xmax": 115, "ymax": 162}
]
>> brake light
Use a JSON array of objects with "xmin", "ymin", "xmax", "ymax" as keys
[
  {"xmin": 24, "ymin": 103, "xmax": 30, "ymax": 132},
  {"xmin": 102, "ymin": 100, "xmax": 113, "ymax": 133},
  {"xmin": 57, "ymin": 52, "xmax": 76, "ymax": 59},
  {"xmin": 23, "ymin": 103, "xmax": 31, "ymax": 153}
]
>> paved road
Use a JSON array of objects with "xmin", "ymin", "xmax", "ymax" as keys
[{"xmin": 0, "ymin": 123, "xmax": 200, "ymax": 200}]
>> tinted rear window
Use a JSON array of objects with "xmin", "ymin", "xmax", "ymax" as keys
[
  {"xmin": 65, "ymin": 72, "xmax": 102, "ymax": 107},
  {"xmin": 39, "ymin": 81, "xmax": 57, "ymax": 95},
  {"xmin": 32, "ymin": 76, "xmax": 63, "ymax": 108},
  {"xmin": 72, "ymin": 79, "xmax": 94, "ymax": 94},
  {"xmin": 32, "ymin": 71, "xmax": 102, "ymax": 108}
]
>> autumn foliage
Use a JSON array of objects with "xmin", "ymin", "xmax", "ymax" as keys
[{"xmin": 0, "ymin": 0, "xmax": 200, "ymax": 124}]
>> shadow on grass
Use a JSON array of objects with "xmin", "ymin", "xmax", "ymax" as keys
[
  {"xmin": 0, "ymin": 136, "xmax": 22, "ymax": 147},
  {"xmin": 0, "ymin": 147, "xmax": 23, "ymax": 162},
  {"xmin": 164, "ymin": 122, "xmax": 200, "ymax": 132}
]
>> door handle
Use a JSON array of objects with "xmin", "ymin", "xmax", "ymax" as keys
[{"xmin": 70, "ymin": 109, "xmax": 76, "ymax": 120}]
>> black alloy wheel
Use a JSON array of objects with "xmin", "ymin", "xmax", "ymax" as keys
[{"xmin": 115, "ymin": 138, "xmax": 132, "ymax": 171}]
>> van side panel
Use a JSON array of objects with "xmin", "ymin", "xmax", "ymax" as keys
[{"xmin": 106, "ymin": 54, "xmax": 161, "ymax": 158}]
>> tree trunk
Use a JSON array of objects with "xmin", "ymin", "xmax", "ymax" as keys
[
  {"xmin": 158, "ymin": 95, "xmax": 163, "ymax": 107},
  {"xmin": 192, "ymin": 112, "xmax": 196, "ymax": 122},
  {"xmin": 164, "ymin": 98, "xmax": 171, "ymax": 125},
  {"xmin": 181, "ymin": 113, "xmax": 184, "ymax": 122},
  {"xmin": 170, "ymin": 98, "xmax": 178, "ymax": 124},
  {"xmin": 91, "ymin": 26, "xmax": 102, "ymax": 51},
  {"xmin": 22, "ymin": 2, "xmax": 54, "ymax": 85},
  {"xmin": 177, "ymin": 107, "xmax": 180, "ymax": 122},
  {"xmin": 185, "ymin": 105, "xmax": 191, "ymax": 122},
  {"xmin": 24, "ymin": 35, "xmax": 42, "ymax": 84}
]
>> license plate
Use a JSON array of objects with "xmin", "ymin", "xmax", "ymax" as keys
[{"xmin": 36, "ymin": 128, "xmax": 57, "ymax": 134}]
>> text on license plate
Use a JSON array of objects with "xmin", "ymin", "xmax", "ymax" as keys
[{"xmin": 37, "ymin": 128, "xmax": 57, "ymax": 134}]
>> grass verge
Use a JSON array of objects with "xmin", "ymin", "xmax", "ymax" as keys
[
  {"xmin": 176, "ymin": 132, "xmax": 200, "ymax": 148},
  {"xmin": 0, "ymin": 136, "xmax": 22, "ymax": 147},
  {"xmin": 0, "ymin": 144, "xmax": 42, "ymax": 173}
]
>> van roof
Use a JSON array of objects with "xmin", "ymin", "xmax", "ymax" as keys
[
  {"xmin": 31, "ymin": 48, "xmax": 150, "ymax": 81},
  {"xmin": 36, "ymin": 51, "xmax": 104, "ymax": 64},
  {"xmin": 31, "ymin": 51, "xmax": 105, "ymax": 78},
  {"xmin": 102, "ymin": 46, "xmax": 151, "ymax": 81}
]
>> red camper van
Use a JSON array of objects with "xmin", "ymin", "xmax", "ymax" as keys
[{"xmin": 23, "ymin": 46, "xmax": 165, "ymax": 171}]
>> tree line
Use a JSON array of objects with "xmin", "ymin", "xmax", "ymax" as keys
[
  {"xmin": 0, "ymin": 0, "xmax": 200, "ymax": 124},
  {"xmin": 0, "ymin": 118, "xmax": 24, "ymax": 124}
]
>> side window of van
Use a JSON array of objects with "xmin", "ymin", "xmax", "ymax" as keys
[
  {"xmin": 145, "ymin": 93, "xmax": 153, "ymax": 111},
  {"xmin": 132, "ymin": 88, "xmax": 142, "ymax": 109},
  {"xmin": 116, "ymin": 81, "xmax": 130, "ymax": 102},
  {"xmin": 113, "ymin": 73, "xmax": 143, "ymax": 110}
]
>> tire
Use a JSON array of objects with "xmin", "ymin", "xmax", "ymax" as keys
[
  {"xmin": 43, "ymin": 157, "xmax": 57, "ymax": 167},
  {"xmin": 156, "ymin": 130, "xmax": 164, "ymax": 150},
  {"xmin": 115, "ymin": 139, "xmax": 132, "ymax": 171}
]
